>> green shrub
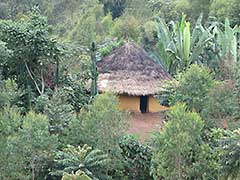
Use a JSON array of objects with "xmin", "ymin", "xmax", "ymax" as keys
[
  {"xmin": 34, "ymin": 94, "xmax": 49, "ymax": 113},
  {"xmin": 65, "ymin": 93, "xmax": 129, "ymax": 179},
  {"xmin": 119, "ymin": 135, "xmax": 153, "ymax": 180},
  {"xmin": 159, "ymin": 64, "xmax": 216, "ymax": 112},
  {"xmin": 67, "ymin": 93, "xmax": 129, "ymax": 152},
  {"xmin": 202, "ymin": 81, "xmax": 238, "ymax": 128},
  {"xmin": 0, "ymin": 108, "xmax": 24, "ymax": 180},
  {"xmin": 0, "ymin": 109, "xmax": 58, "ymax": 180},
  {"xmin": 220, "ymin": 129, "xmax": 240, "ymax": 179},
  {"xmin": 0, "ymin": 79, "xmax": 23, "ymax": 110},
  {"xmin": 151, "ymin": 103, "xmax": 220, "ymax": 180},
  {"xmin": 44, "ymin": 88, "xmax": 74, "ymax": 135},
  {"xmin": 111, "ymin": 15, "xmax": 140, "ymax": 41},
  {"xmin": 99, "ymin": 39, "xmax": 125, "ymax": 57}
]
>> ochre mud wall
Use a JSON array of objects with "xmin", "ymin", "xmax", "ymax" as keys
[
  {"xmin": 118, "ymin": 95, "xmax": 168, "ymax": 113},
  {"xmin": 148, "ymin": 96, "xmax": 169, "ymax": 112},
  {"xmin": 119, "ymin": 95, "xmax": 140, "ymax": 112}
]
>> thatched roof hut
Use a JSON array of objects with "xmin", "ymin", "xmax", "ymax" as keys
[{"xmin": 97, "ymin": 42, "xmax": 171, "ymax": 96}]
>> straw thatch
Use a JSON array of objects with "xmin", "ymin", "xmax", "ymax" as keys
[{"xmin": 97, "ymin": 42, "xmax": 171, "ymax": 96}]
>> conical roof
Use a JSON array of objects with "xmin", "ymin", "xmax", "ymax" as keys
[{"xmin": 97, "ymin": 42, "xmax": 171, "ymax": 96}]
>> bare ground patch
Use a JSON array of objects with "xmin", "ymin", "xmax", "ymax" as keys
[{"xmin": 127, "ymin": 112, "xmax": 166, "ymax": 140}]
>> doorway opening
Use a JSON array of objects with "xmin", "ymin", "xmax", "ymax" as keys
[{"xmin": 140, "ymin": 96, "xmax": 149, "ymax": 113}]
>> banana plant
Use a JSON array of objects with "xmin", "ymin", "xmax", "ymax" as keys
[
  {"xmin": 213, "ymin": 19, "xmax": 240, "ymax": 62},
  {"xmin": 152, "ymin": 17, "xmax": 174, "ymax": 73},
  {"xmin": 153, "ymin": 14, "xmax": 212, "ymax": 74}
]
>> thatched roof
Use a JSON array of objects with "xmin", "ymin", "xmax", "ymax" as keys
[{"xmin": 97, "ymin": 42, "xmax": 171, "ymax": 96}]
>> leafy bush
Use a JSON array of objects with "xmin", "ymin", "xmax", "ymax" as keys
[
  {"xmin": 151, "ymin": 103, "xmax": 219, "ymax": 180},
  {"xmin": 0, "ymin": 107, "xmax": 24, "ymax": 180},
  {"xmin": 0, "ymin": 79, "xmax": 23, "ymax": 110},
  {"xmin": 119, "ymin": 135, "xmax": 153, "ymax": 180},
  {"xmin": 51, "ymin": 144, "xmax": 111, "ymax": 180},
  {"xmin": 220, "ymin": 129, "xmax": 240, "ymax": 179},
  {"xmin": 232, "ymin": 63, "xmax": 240, "ymax": 121},
  {"xmin": 0, "ymin": 109, "xmax": 58, "ymax": 180},
  {"xmin": 202, "ymin": 62, "xmax": 240, "ymax": 129},
  {"xmin": 34, "ymin": 94, "xmax": 49, "ymax": 113},
  {"xmin": 65, "ymin": 93, "xmax": 129, "ymax": 179},
  {"xmin": 141, "ymin": 21, "xmax": 158, "ymax": 45},
  {"xmin": 62, "ymin": 78, "xmax": 90, "ymax": 114},
  {"xmin": 19, "ymin": 112, "xmax": 59, "ymax": 179},
  {"xmin": 158, "ymin": 64, "xmax": 216, "ymax": 112},
  {"xmin": 112, "ymin": 15, "xmax": 140, "ymax": 41},
  {"xmin": 45, "ymin": 88, "xmax": 74, "ymax": 135},
  {"xmin": 202, "ymin": 81, "xmax": 238, "ymax": 128},
  {"xmin": 67, "ymin": 93, "xmax": 129, "ymax": 152},
  {"xmin": 99, "ymin": 39, "xmax": 124, "ymax": 57}
]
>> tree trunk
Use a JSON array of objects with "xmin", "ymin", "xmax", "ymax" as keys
[
  {"xmin": 31, "ymin": 157, "xmax": 36, "ymax": 180},
  {"xmin": 90, "ymin": 42, "xmax": 98, "ymax": 96},
  {"xmin": 55, "ymin": 57, "xmax": 59, "ymax": 87},
  {"xmin": 25, "ymin": 62, "xmax": 45, "ymax": 95}
]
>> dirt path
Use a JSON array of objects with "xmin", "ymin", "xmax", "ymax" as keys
[{"xmin": 127, "ymin": 112, "xmax": 166, "ymax": 140}]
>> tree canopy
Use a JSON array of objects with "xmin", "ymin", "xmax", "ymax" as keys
[{"xmin": 0, "ymin": 1, "xmax": 239, "ymax": 180}]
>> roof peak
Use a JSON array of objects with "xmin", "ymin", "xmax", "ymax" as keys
[{"xmin": 97, "ymin": 41, "xmax": 171, "ymax": 95}]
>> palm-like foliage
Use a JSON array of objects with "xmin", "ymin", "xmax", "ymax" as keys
[
  {"xmin": 52, "ymin": 144, "xmax": 111, "ymax": 180},
  {"xmin": 213, "ymin": 19, "xmax": 240, "ymax": 62},
  {"xmin": 150, "ymin": 15, "xmax": 240, "ymax": 75},
  {"xmin": 153, "ymin": 15, "xmax": 211, "ymax": 74},
  {"xmin": 199, "ymin": 18, "xmax": 240, "ymax": 77}
]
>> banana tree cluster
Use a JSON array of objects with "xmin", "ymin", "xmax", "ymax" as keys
[
  {"xmin": 152, "ymin": 15, "xmax": 211, "ymax": 74},
  {"xmin": 151, "ymin": 15, "xmax": 240, "ymax": 75}
]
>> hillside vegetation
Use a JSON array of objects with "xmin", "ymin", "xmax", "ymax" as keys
[{"xmin": 0, "ymin": 1, "xmax": 239, "ymax": 180}]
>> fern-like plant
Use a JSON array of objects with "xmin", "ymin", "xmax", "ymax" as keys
[{"xmin": 51, "ymin": 144, "xmax": 111, "ymax": 180}]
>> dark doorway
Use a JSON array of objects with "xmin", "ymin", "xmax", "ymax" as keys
[{"xmin": 140, "ymin": 96, "xmax": 149, "ymax": 113}]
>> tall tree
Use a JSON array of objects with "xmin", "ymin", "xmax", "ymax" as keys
[
  {"xmin": 151, "ymin": 104, "xmax": 220, "ymax": 179},
  {"xmin": 0, "ymin": 7, "xmax": 61, "ymax": 95}
]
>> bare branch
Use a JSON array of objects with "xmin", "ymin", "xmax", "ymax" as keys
[
  {"xmin": 40, "ymin": 69, "xmax": 45, "ymax": 94},
  {"xmin": 25, "ymin": 62, "xmax": 44, "ymax": 95}
]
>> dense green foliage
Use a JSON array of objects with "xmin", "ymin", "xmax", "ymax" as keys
[
  {"xmin": 66, "ymin": 93, "xmax": 129, "ymax": 150},
  {"xmin": 0, "ymin": 1, "xmax": 240, "ymax": 180},
  {"xmin": 0, "ymin": 109, "xmax": 58, "ymax": 180},
  {"xmin": 202, "ymin": 81, "xmax": 238, "ymax": 128},
  {"xmin": 159, "ymin": 65, "xmax": 216, "ymax": 112},
  {"xmin": 119, "ymin": 135, "xmax": 153, "ymax": 180},
  {"xmin": 52, "ymin": 144, "xmax": 111, "ymax": 180},
  {"xmin": 0, "ymin": 8, "xmax": 60, "ymax": 92},
  {"xmin": 220, "ymin": 129, "xmax": 240, "ymax": 179},
  {"xmin": 151, "ymin": 104, "xmax": 220, "ymax": 179}
]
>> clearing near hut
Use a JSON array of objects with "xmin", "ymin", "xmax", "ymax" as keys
[{"xmin": 127, "ymin": 112, "xmax": 166, "ymax": 140}]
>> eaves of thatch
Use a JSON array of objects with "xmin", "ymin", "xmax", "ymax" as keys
[{"xmin": 97, "ymin": 42, "xmax": 171, "ymax": 96}]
